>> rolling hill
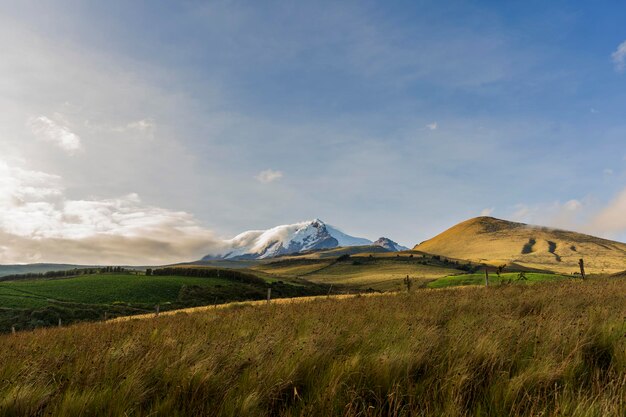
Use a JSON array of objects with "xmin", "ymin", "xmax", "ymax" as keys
[{"xmin": 414, "ymin": 216, "xmax": 626, "ymax": 274}]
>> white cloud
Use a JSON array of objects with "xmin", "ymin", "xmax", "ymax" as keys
[
  {"xmin": 28, "ymin": 115, "xmax": 82, "ymax": 154},
  {"xmin": 611, "ymin": 40, "xmax": 626, "ymax": 72},
  {"xmin": 127, "ymin": 119, "xmax": 154, "ymax": 132},
  {"xmin": 509, "ymin": 199, "xmax": 584, "ymax": 230},
  {"xmin": 510, "ymin": 204, "xmax": 531, "ymax": 222},
  {"xmin": 506, "ymin": 192, "xmax": 626, "ymax": 240},
  {"xmin": 603, "ymin": 168, "xmax": 614, "ymax": 176},
  {"xmin": 480, "ymin": 207, "xmax": 494, "ymax": 216},
  {"xmin": 255, "ymin": 169, "xmax": 283, "ymax": 183},
  {"xmin": 0, "ymin": 159, "xmax": 222, "ymax": 265},
  {"xmin": 426, "ymin": 122, "xmax": 438, "ymax": 130},
  {"xmin": 113, "ymin": 119, "xmax": 155, "ymax": 136},
  {"xmin": 589, "ymin": 188, "xmax": 626, "ymax": 235},
  {"xmin": 563, "ymin": 199, "xmax": 582, "ymax": 211}
]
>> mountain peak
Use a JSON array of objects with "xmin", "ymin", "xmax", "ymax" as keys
[
  {"xmin": 373, "ymin": 237, "xmax": 409, "ymax": 252},
  {"xmin": 202, "ymin": 219, "xmax": 372, "ymax": 260}
]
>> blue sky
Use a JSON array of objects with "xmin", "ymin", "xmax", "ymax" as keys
[{"xmin": 1, "ymin": 1, "xmax": 625, "ymax": 264}]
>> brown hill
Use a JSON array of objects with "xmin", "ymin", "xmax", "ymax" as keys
[{"xmin": 414, "ymin": 217, "xmax": 626, "ymax": 274}]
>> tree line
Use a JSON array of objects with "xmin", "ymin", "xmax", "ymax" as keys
[{"xmin": 147, "ymin": 267, "xmax": 267, "ymax": 286}]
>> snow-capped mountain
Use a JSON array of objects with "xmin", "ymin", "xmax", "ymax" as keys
[
  {"xmin": 373, "ymin": 237, "xmax": 409, "ymax": 252},
  {"xmin": 202, "ymin": 219, "xmax": 372, "ymax": 260}
]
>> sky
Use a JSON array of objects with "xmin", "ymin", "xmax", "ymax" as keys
[{"xmin": 1, "ymin": 0, "xmax": 626, "ymax": 265}]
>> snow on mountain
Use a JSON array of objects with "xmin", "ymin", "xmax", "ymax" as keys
[
  {"xmin": 372, "ymin": 237, "xmax": 409, "ymax": 252},
  {"xmin": 202, "ymin": 219, "xmax": 373, "ymax": 260}
]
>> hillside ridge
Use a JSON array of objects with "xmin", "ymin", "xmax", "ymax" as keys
[{"xmin": 414, "ymin": 216, "xmax": 626, "ymax": 273}]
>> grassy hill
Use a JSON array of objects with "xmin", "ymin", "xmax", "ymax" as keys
[
  {"xmin": 415, "ymin": 216, "xmax": 626, "ymax": 274},
  {"xmin": 251, "ymin": 253, "xmax": 470, "ymax": 291},
  {"xmin": 1, "ymin": 278, "xmax": 623, "ymax": 416}
]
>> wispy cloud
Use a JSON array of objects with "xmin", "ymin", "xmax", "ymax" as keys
[
  {"xmin": 255, "ymin": 169, "xmax": 283, "ymax": 183},
  {"xmin": 612, "ymin": 40, "xmax": 626, "ymax": 72},
  {"xmin": 426, "ymin": 122, "xmax": 438, "ymax": 130},
  {"xmin": 589, "ymin": 188, "xmax": 626, "ymax": 235},
  {"xmin": 113, "ymin": 119, "xmax": 155, "ymax": 136},
  {"xmin": 28, "ymin": 115, "xmax": 82, "ymax": 154},
  {"xmin": 480, "ymin": 207, "xmax": 494, "ymax": 216},
  {"xmin": 507, "ymin": 192, "xmax": 626, "ymax": 240}
]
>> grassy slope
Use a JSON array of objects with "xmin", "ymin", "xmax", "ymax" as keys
[
  {"xmin": 415, "ymin": 216, "xmax": 626, "ymax": 274},
  {"xmin": 428, "ymin": 272, "xmax": 570, "ymax": 288},
  {"xmin": 0, "ymin": 274, "xmax": 233, "ymax": 308},
  {"xmin": 251, "ymin": 260, "xmax": 334, "ymax": 277},
  {"xmin": 250, "ymin": 255, "xmax": 462, "ymax": 291},
  {"xmin": 304, "ymin": 260, "xmax": 459, "ymax": 291},
  {"xmin": 1, "ymin": 278, "xmax": 624, "ymax": 416},
  {"xmin": 0, "ymin": 272, "xmax": 330, "ymax": 332}
]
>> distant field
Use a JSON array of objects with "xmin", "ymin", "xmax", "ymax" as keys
[
  {"xmin": 0, "ymin": 274, "xmax": 233, "ymax": 308},
  {"xmin": 252, "ymin": 259, "xmax": 334, "ymax": 276},
  {"xmin": 0, "ymin": 263, "xmax": 93, "ymax": 277},
  {"xmin": 303, "ymin": 259, "xmax": 460, "ymax": 290},
  {"xmin": 428, "ymin": 272, "xmax": 570, "ymax": 288},
  {"xmin": 1, "ymin": 278, "xmax": 623, "ymax": 416}
]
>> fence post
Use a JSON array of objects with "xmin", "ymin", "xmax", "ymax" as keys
[
  {"xmin": 327, "ymin": 284, "xmax": 333, "ymax": 298},
  {"xmin": 11, "ymin": 326, "xmax": 16, "ymax": 335},
  {"xmin": 155, "ymin": 304, "xmax": 160, "ymax": 316},
  {"xmin": 578, "ymin": 259, "xmax": 586, "ymax": 280},
  {"xmin": 485, "ymin": 267, "xmax": 489, "ymax": 287},
  {"xmin": 58, "ymin": 318, "xmax": 62, "ymax": 328},
  {"xmin": 267, "ymin": 288, "xmax": 271, "ymax": 304}
]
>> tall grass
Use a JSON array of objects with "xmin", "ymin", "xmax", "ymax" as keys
[{"xmin": 0, "ymin": 278, "xmax": 624, "ymax": 416}]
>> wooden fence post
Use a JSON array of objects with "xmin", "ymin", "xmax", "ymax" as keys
[
  {"xmin": 267, "ymin": 288, "xmax": 271, "ymax": 304},
  {"xmin": 485, "ymin": 267, "xmax": 489, "ymax": 287},
  {"xmin": 404, "ymin": 275, "xmax": 412, "ymax": 292},
  {"xmin": 155, "ymin": 304, "xmax": 160, "ymax": 316},
  {"xmin": 11, "ymin": 326, "xmax": 16, "ymax": 335},
  {"xmin": 58, "ymin": 318, "xmax": 62, "ymax": 327},
  {"xmin": 579, "ymin": 259, "xmax": 586, "ymax": 280}
]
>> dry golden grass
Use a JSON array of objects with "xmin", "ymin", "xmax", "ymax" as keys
[
  {"xmin": 1, "ymin": 278, "xmax": 625, "ymax": 416},
  {"xmin": 109, "ymin": 292, "xmax": 391, "ymax": 323},
  {"xmin": 303, "ymin": 261, "xmax": 459, "ymax": 291},
  {"xmin": 415, "ymin": 216, "xmax": 626, "ymax": 274},
  {"xmin": 251, "ymin": 260, "xmax": 334, "ymax": 276}
]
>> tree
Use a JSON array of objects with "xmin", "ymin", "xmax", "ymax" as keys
[
  {"xmin": 496, "ymin": 264, "xmax": 506, "ymax": 277},
  {"xmin": 145, "ymin": 268, "xmax": 152, "ymax": 276}
]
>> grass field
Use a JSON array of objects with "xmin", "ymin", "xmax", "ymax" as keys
[
  {"xmin": 428, "ymin": 272, "xmax": 571, "ymax": 288},
  {"xmin": 1, "ymin": 278, "xmax": 624, "ymax": 416},
  {"xmin": 252, "ymin": 259, "xmax": 334, "ymax": 277},
  {"xmin": 0, "ymin": 272, "xmax": 329, "ymax": 332},
  {"xmin": 0, "ymin": 274, "xmax": 233, "ymax": 308},
  {"xmin": 303, "ymin": 259, "xmax": 460, "ymax": 291}
]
